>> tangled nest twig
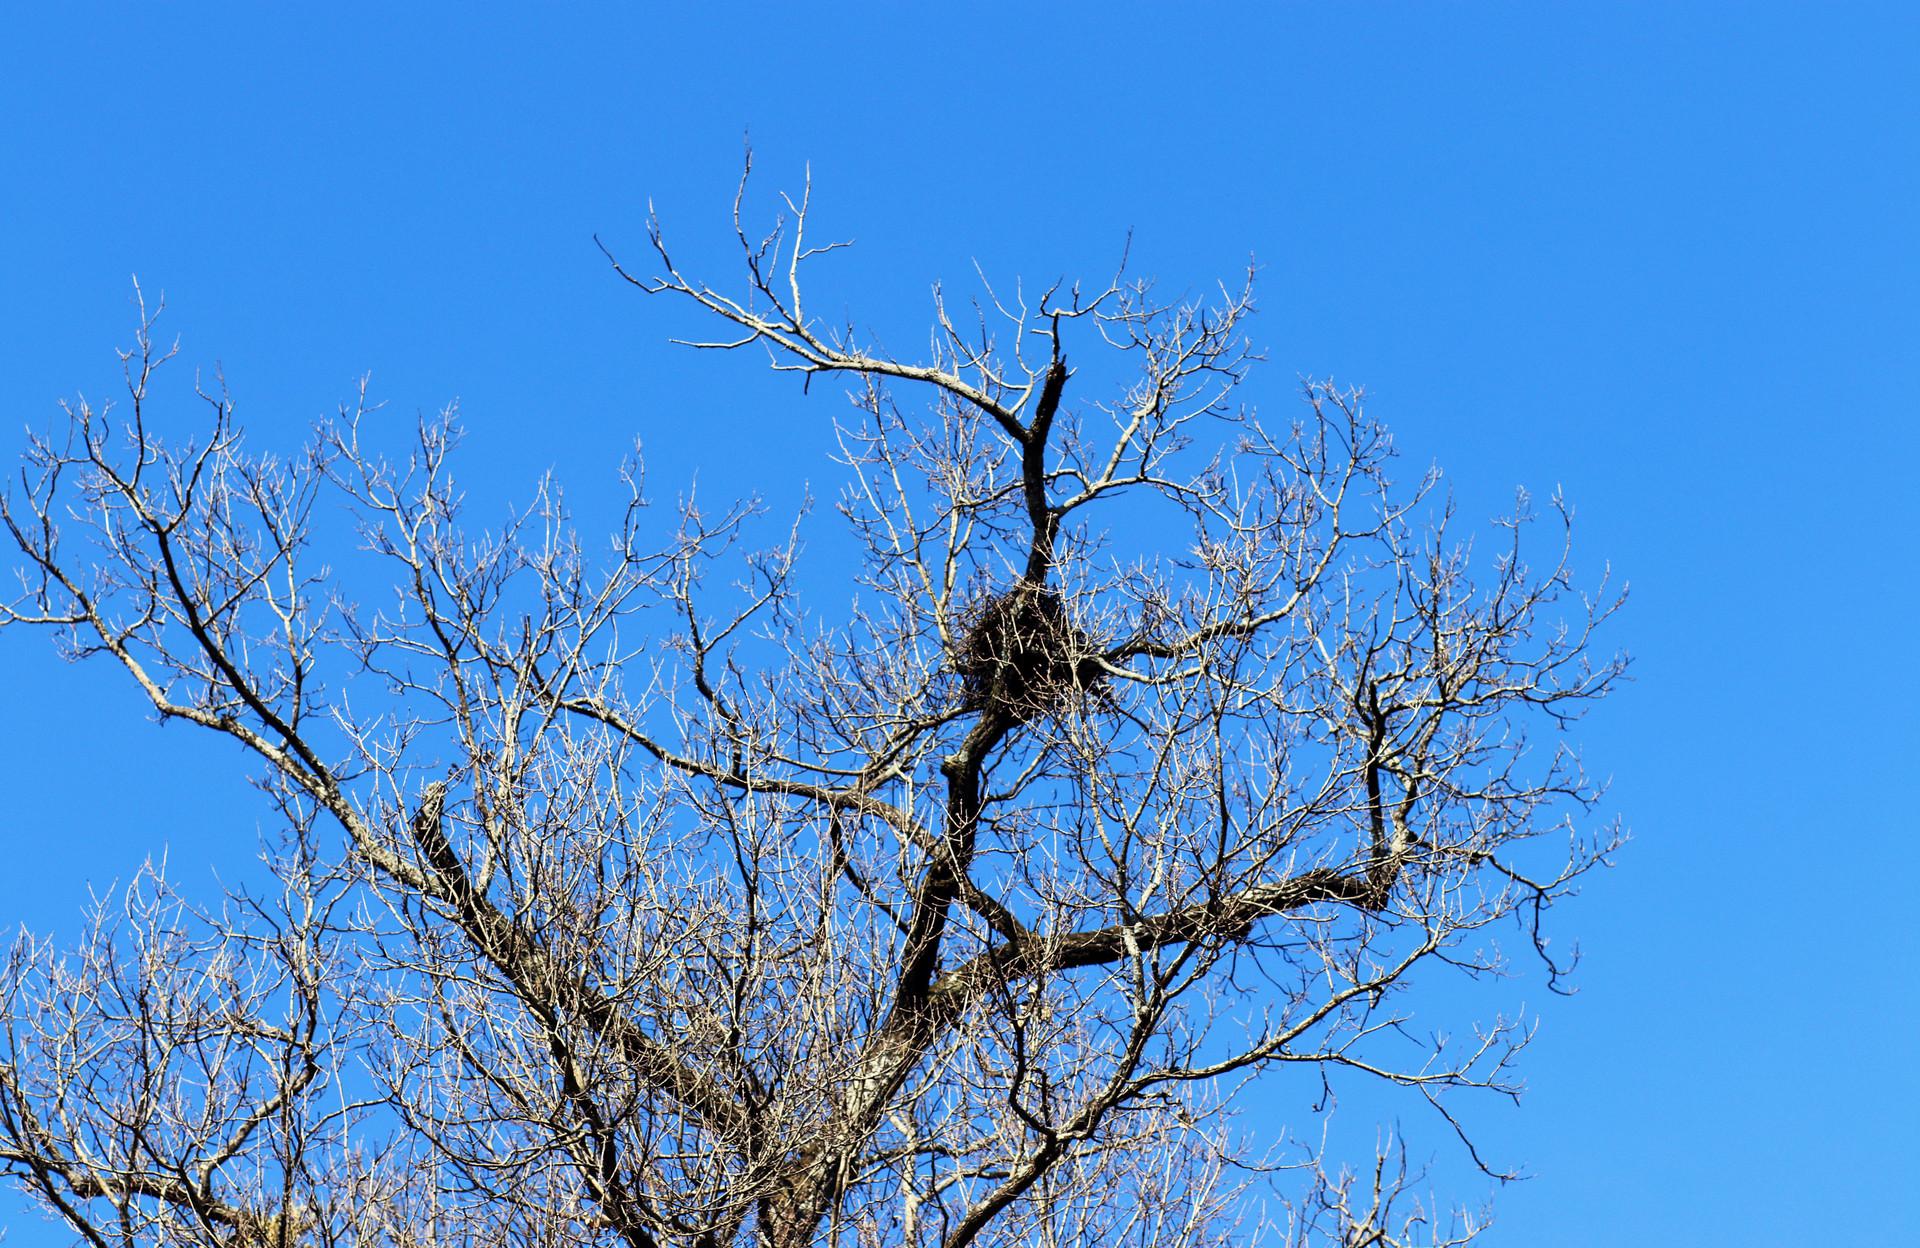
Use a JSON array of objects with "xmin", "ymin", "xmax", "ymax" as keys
[{"xmin": 955, "ymin": 585, "xmax": 1107, "ymax": 721}]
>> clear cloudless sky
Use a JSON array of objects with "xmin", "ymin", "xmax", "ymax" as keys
[{"xmin": 2, "ymin": 4, "xmax": 1916, "ymax": 1244}]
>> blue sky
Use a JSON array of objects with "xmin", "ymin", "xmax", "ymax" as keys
[{"xmin": 2, "ymin": 4, "xmax": 1916, "ymax": 1243}]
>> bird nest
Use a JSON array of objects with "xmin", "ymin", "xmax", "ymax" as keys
[{"xmin": 955, "ymin": 586, "xmax": 1106, "ymax": 721}]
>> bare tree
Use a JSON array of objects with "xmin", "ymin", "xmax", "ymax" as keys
[{"xmin": 0, "ymin": 166, "xmax": 1624, "ymax": 1248}]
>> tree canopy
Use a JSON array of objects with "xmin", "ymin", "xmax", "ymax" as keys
[{"xmin": 0, "ymin": 171, "xmax": 1624, "ymax": 1248}]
